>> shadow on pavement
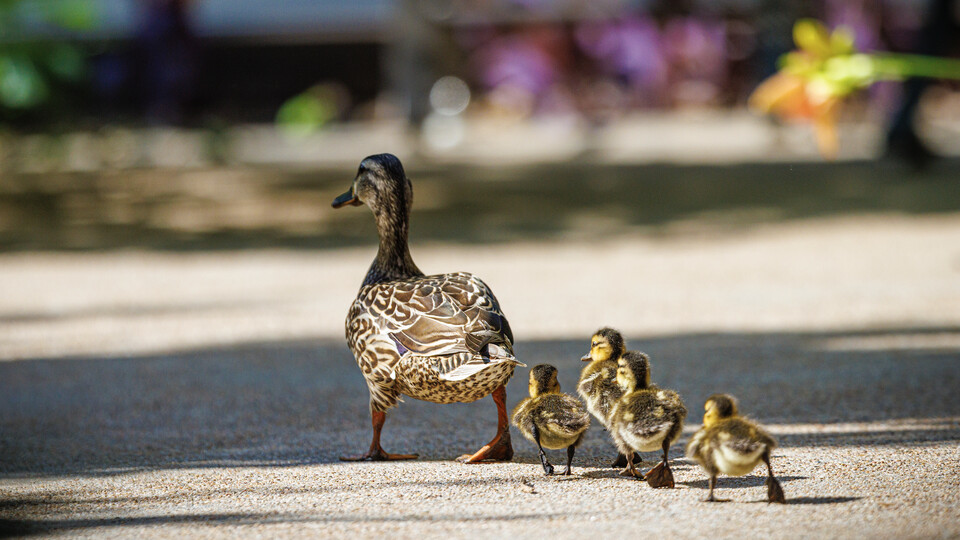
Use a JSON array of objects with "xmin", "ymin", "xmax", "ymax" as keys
[
  {"xmin": 0, "ymin": 510, "xmax": 576, "ymax": 537},
  {"xmin": 678, "ymin": 475, "xmax": 806, "ymax": 489},
  {"xmin": 1, "ymin": 325, "xmax": 959, "ymax": 478}
]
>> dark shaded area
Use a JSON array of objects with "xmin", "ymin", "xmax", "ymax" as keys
[
  {"xmin": 0, "ymin": 510, "xmax": 570, "ymax": 538},
  {"xmin": 1, "ymin": 326, "xmax": 957, "ymax": 479},
  {"xmin": 1, "ymin": 159, "xmax": 959, "ymax": 252},
  {"xmin": 785, "ymin": 496, "xmax": 863, "ymax": 505},
  {"xmin": 679, "ymin": 475, "xmax": 806, "ymax": 489}
]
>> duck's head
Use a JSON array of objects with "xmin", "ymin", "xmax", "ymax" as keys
[
  {"xmin": 528, "ymin": 364, "xmax": 561, "ymax": 398},
  {"xmin": 703, "ymin": 393, "xmax": 739, "ymax": 428},
  {"xmin": 332, "ymin": 153, "xmax": 413, "ymax": 219},
  {"xmin": 615, "ymin": 351, "xmax": 650, "ymax": 393},
  {"xmin": 581, "ymin": 327, "xmax": 624, "ymax": 363}
]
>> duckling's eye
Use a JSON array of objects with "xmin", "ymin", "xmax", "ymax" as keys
[{"xmin": 591, "ymin": 341, "xmax": 598, "ymax": 347}]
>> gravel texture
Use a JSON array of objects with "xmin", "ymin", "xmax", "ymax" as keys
[{"xmin": 2, "ymin": 213, "xmax": 960, "ymax": 538}]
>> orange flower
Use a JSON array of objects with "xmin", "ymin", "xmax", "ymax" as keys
[
  {"xmin": 749, "ymin": 72, "xmax": 840, "ymax": 159},
  {"xmin": 748, "ymin": 20, "xmax": 860, "ymax": 159}
]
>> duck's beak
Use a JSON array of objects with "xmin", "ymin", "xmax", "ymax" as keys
[
  {"xmin": 580, "ymin": 353, "xmax": 592, "ymax": 362},
  {"xmin": 332, "ymin": 188, "xmax": 361, "ymax": 208}
]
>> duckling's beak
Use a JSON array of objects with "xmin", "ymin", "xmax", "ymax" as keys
[
  {"xmin": 580, "ymin": 353, "xmax": 592, "ymax": 362},
  {"xmin": 332, "ymin": 188, "xmax": 361, "ymax": 208}
]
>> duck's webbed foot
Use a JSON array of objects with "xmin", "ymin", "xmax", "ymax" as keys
[
  {"xmin": 766, "ymin": 475, "xmax": 786, "ymax": 503},
  {"xmin": 457, "ymin": 429, "xmax": 513, "ymax": 463},
  {"xmin": 610, "ymin": 452, "xmax": 643, "ymax": 468},
  {"xmin": 341, "ymin": 410, "xmax": 419, "ymax": 461},
  {"xmin": 340, "ymin": 448, "xmax": 418, "ymax": 461},
  {"xmin": 644, "ymin": 460, "xmax": 675, "ymax": 488},
  {"xmin": 459, "ymin": 386, "xmax": 514, "ymax": 463}
]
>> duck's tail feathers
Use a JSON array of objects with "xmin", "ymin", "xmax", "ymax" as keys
[{"xmin": 438, "ymin": 354, "xmax": 524, "ymax": 382}]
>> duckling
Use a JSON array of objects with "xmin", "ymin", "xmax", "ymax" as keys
[
  {"xmin": 608, "ymin": 352, "xmax": 687, "ymax": 488},
  {"xmin": 512, "ymin": 364, "xmax": 591, "ymax": 475},
  {"xmin": 686, "ymin": 394, "xmax": 785, "ymax": 503},
  {"xmin": 577, "ymin": 327, "xmax": 643, "ymax": 468}
]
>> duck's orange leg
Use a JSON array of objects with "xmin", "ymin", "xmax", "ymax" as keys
[
  {"xmin": 458, "ymin": 385, "xmax": 514, "ymax": 463},
  {"xmin": 340, "ymin": 410, "xmax": 419, "ymax": 461}
]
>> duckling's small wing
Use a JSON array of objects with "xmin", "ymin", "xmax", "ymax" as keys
[
  {"xmin": 686, "ymin": 428, "xmax": 707, "ymax": 460},
  {"xmin": 539, "ymin": 395, "xmax": 591, "ymax": 435}
]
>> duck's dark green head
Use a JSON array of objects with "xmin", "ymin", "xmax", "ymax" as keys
[
  {"xmin": 332, "ymin": 153, "xmax": 412, "ymax": 216},
  {"xmin": 582, "ymin": 327, "xmax": 625, "ymax": 362},
  {"xmin": 703, "ymin": 393, "xmax": 739, "ymax": 427},
  {"xmin": 616, "ymin": 351, "xmax": 650, "ymax": 392},
  {"xmin": 528, "ymin": 364, "xmax": 560, "ymax": 397}
]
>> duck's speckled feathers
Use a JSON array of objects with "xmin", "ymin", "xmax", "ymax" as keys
[{"xmin": 348, "ymin": 271, "xmax": 521, "ymax": 411}]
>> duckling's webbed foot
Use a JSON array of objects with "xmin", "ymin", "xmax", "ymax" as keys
[
  {"xmin": 766, "ymin": 476, "xmax": 785, "ymax": 503},
  {"xmin": 762, "ymin": 450, "xmax": 786, "ymax": 503},
  {"xmin": 539, "ymin": 451, "xmax": 555, "ymax": 475},
  {"xmin": 704, "ymin": 475, "xmax": 729, "ymax": 502},
  {"xmin": 562, "ymin": 445, "xmax": 576, "ymax": 475},
  {"xmin": 610, "ymin": 452, "xmax": 643, "ymax": 468},
  {"xmin": 644, "ymin": 460, "xmax": 674, "ymax": 488},
  {"xmin": 618, "ymin": 453, "xmax": 642, "ymax": 478},
  {"xmin": 645, "ymin": 440, "xmax": 675, "ymax": 488},
  {"xmin": 529, "ymin": 424, "xmax": 554, "ymax": 475}
]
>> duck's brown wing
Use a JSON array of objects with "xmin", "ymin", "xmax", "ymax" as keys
[
  {"xmin": 358, "ymin": 272, "xmax": 517, "ymax": 380},
  {"xmin": 390, "ymin": 272, "xmax": 513, "ymax": 356}
]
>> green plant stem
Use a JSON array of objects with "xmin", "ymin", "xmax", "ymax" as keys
[{"xmin": 871, "ymin": 53, "xmax": 960, "ymax": 81}]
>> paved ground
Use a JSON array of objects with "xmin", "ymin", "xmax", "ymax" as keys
[{"xmin": 2, "ymin": 162, "xmax": 960, "ymax": 538}]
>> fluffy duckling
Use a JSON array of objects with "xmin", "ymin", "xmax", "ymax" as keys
[
  {"xmin": 512, "ymin": 364, "xmax": 591, "ymax": 475},
  {"xmin": 608, "ymin": 352, "xmax": 687, "ymax": 488},
  {"xmin": 578, "ymin": 327, "xmax": 644, "ymax": 467},
  {"xmin": 686, "ymin": 394, "xmax": 785, "ymax": 503}
]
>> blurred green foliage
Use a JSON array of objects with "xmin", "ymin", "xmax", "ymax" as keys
[
  {"xmin": 276, "ymin": 83, "xmax": 346, "ymax": 137},
  {"xmin": 0, "ymin": 0, "xmax": 95, "ymax": 115}
]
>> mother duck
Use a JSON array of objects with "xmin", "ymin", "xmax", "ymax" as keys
[{"xmin": 332, "ymin": 153, "xmax": 523, "ymax": 462}]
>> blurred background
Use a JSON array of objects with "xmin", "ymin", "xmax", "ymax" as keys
[
  {"xmin": 0, "ymin": 0, "xmax": 959, "ymax": 355},
  {"xmin": 0, "ymin": 0, "xmax": 958, "ymax": 253}
]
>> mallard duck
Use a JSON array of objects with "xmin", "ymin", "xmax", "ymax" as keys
[
  {"xmin": 577, "ymin": 327, "xmax": 643, "ymax": 467},
  {"xmin": 511, "ymin": 364, "xmax": 591, "ymax": 475},
  {"xmin": 332, "ymin": 153, "xmax": 523, "ymax": 462},
  {"xmin": 686, "ymin": 394, "xmax": 786, "ymax": 503},
  {"xmin": 609, "ymin": 351, "xmax": 687, "ymax": 488}
]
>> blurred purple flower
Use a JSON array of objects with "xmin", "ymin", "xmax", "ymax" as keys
[
  {"xmin": 575, "ymin": 16, "xmax": 667, "ymax": 91},
  {"xmin": 473, "ymin": 34, "xmax": 558, "ymax": 95}
]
